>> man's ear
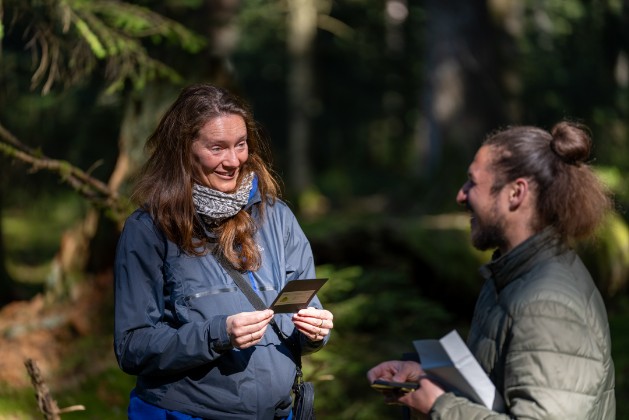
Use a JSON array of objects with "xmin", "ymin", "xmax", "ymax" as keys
[{"xmin": 507, "ymin": 178, "xmax": 529, "ymax": 211}]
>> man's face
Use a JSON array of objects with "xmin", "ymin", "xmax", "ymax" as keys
[{"xmin": 456, "ymin": 146, "xmax": 508, "ymax": 251}]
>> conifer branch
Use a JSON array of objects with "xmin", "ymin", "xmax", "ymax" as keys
[{"xmin": 0, "ymin": 121, "xmax": 131, "ymax": 224}]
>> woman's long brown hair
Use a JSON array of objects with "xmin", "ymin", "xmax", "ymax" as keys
[{"xmin": 132, "ymin": 84, "xmax": 280, "ymax": 271}]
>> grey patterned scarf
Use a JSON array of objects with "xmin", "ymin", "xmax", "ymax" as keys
[{"xmin": 192, "ymin": 172, "xmax": 255, "ymax": 224}]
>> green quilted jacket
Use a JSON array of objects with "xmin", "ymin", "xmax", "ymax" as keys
[{"xmin": 429, "ymin": 227, "xmax": 616, "ymax": 419}]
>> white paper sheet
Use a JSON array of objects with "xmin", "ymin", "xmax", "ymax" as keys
[{"xmin": 413, "ymin": 330, "xmax": 505, "ymax": 412}]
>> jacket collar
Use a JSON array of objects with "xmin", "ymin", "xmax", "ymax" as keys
[
  {"xmin": 478, "ymin": 226, "xmax": 562, "ymax": 291},
  {"xmin": 244, "ymin": 175, "xmax": 262, "ymax": 210}
]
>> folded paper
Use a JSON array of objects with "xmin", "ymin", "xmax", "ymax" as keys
[{"xmin": 413, "ymin": 330, "xmax": 505, "ymax": 412}]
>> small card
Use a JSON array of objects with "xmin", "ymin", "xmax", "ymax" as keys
[{"xmin": 269, "ymin": 278, "xmax": 328, "ymax": 313}]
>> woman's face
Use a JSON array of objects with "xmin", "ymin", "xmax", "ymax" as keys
[{"xmin": 191, "ymin": 114, "xmax": 249, "ymax": 193}]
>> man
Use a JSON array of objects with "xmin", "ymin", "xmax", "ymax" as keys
[{"xmin": 367, "ymin": 121, "xmax": 616, "ymax": 419}]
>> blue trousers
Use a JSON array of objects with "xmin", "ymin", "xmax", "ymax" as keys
[{"xmin": 128, "ymin": 389, "xmax": 293, "ymax": 420}]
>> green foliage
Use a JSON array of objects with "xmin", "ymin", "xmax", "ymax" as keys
[
  {"xmin": 302, "ymin": 212, "xmax": 488, "ymax": 317},
  {"xmin": 511, "ymin": 0, "xmax": 629, "ymax": 179},
  {"xmin": 578, "ymin": 212, "xmax": 629, "ymax": 298},
  {"xmin": 0, "ymin": 366, "xmax": 135, "ymax": 419},
  {"xmin": 54, "ymin": 367, "xmax": 135, "ymax": 419},
  {"xmin": 305, "ymin": 264, "xmax": 455, "ymax": 418},
  {"xmin": 236, "ymin": 0, "xmax": 286, "ymax": 51},
  {"xmin": 4, "ymin": 191, "xmax": 86, "ymax": 281},
  {"xmin": 2, "ymin": 0, "xmax": 207, "ymax": 94},
  {"xmin": 597, "ymin": 165, "xmax": 629, "ymax": 208},
  {"xmin": 405, "ymin": 216, "xmax": 491, "ymax": 289},
  {"xmin": 0, "ymin": 385, "xmax": 39, "ymax": 419}
]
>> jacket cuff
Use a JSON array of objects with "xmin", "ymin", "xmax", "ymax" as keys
[
  {"xmin": 429, "ymin": 392, "xmax": 457, "ymax": 417},
  {"xmin": 208, "ymin": 315, "xmax": 233, "ymax": 353},
  {"xmin": 301, "ymin": 331, "xmax": 327, "ymax": 354}
]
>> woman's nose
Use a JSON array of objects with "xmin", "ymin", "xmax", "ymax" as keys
[{"xmin": 223, "ymin": 148, "xmax": 239, "ymax": 166}]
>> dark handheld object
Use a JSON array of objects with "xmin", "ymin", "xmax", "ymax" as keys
[{"xmin": 371, "ymin": 379, "xmax": 419, "ymax": 393}]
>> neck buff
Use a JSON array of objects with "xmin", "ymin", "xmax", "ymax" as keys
[{"xmin": 192, "ymin": 172, "xmax": 255, "ymax": 225}]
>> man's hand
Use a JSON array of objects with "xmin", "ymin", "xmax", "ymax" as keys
[{"xmin": 367, "ymin": 360, "xmax": 445, "ymax": 414}]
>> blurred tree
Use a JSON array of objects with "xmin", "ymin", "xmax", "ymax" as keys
[
  {"xmin": 287, "ymin": 0, "xmax": 317, "ymax": 197},
  {"xmin": 414, "ymin": 0, "xmax": 506, "ymax": 210},
  {"xmin": 0, "ymin": 189, "xmax": 11, "ymax": 306},
  {"xmin": 233, "ymin": 0, "xmax": 351, "ymax": 216},
  {"xmin": 494, "ymin": 0, "xmax": 629, "ymax": 176},
  {"xmin": 233, "ymin": 0, "xmax": 352, "ymax": 211}
]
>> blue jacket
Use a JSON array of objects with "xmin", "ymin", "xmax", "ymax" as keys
[{"xmin": 114, "ymin": 190, "xmax": 326, "ymax": 419}]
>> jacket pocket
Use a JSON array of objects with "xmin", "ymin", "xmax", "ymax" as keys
[{"xmin": 175, "ymin": 287, "xmax": 240, "ymax": 323}]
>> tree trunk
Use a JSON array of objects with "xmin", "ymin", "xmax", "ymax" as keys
[
  {"xmin": 287, "ymin": 0, "xmax": 317, "ymax": 197},
  {"xmin": 48, "ymin": 85, "xmax": 180, "ymax": 299},
  {"xmin": 407, "ymin": 0, "xmax": 507, "ymax": 211},
  {"xmin": 414, "ymin": 0, "xmax": 506, "ymax": 176}
]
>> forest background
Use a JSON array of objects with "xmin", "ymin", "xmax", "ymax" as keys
[{"xmin": 1, "ymin": 0, "xmax": 628, "ymax": 419}]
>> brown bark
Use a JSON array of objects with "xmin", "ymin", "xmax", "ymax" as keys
[{"xmin": 24, "ymin": 358, "xmax": 85, "ymax": 419}]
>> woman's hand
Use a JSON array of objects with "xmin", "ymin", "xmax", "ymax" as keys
[
  {"xmin": 226, "ymin": 309, "xmax": 274, "ymax": 349},
  {"xmin": 292, "ymin": 307, "xmax": 334, "ymax": 342}
]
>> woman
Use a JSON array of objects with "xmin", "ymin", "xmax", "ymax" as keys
[{"xmin": 114, "ymin": 84, "xmax": 333, "ymax": 419}]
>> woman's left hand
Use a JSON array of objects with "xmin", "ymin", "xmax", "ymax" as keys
[{"xmin": 292, "ymin": 307, "xmax": 334, "ymax": 342}]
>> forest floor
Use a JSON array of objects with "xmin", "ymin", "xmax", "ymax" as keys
[{"xmin": 0, "ymin": 270, "xmax": 116, "ymax": 392}]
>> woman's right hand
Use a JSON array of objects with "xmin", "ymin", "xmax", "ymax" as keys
[{"xmin": 226, "ymin": 309, "xmax": 274, "ymax": 349}]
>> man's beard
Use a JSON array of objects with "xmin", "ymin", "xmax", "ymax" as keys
[
  {"xmin": 471, "ymin": 222, "xmax": 507, "ymax": 251},
  {"xmin": 470, "ymin": 207, "xmax": 508, "ymax": 251}
]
